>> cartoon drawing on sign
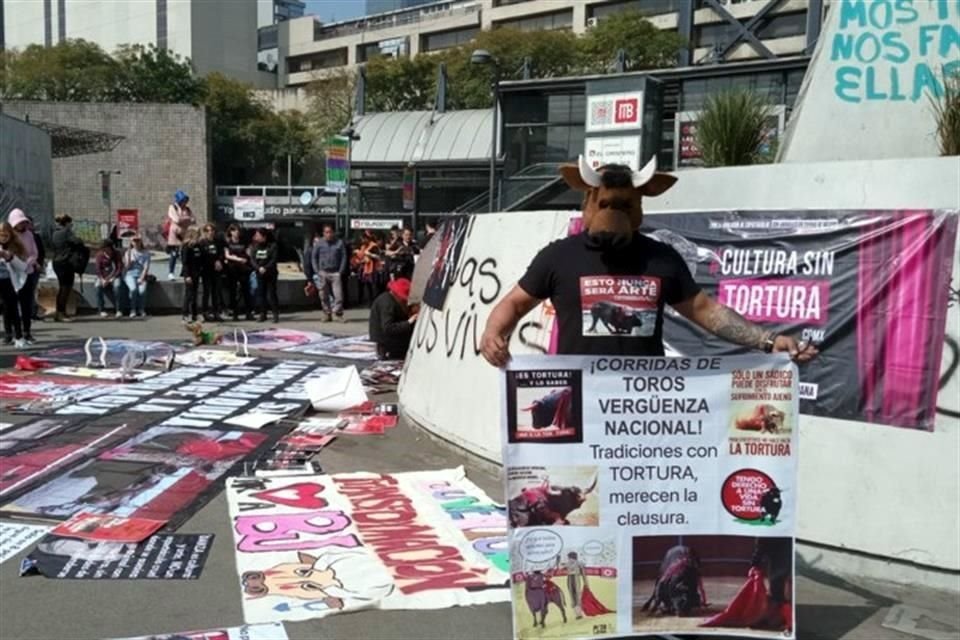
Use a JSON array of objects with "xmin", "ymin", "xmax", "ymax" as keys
[
  {"xmin": 632, "ymin": 535, "xmax": 793, "ymax": 634},
  {"xmin": 507, "ymin": 369, "xmax": 583, "ymax": 444},
  {"xmin": 242, "ymin": 547, "xmax": 394, "ymax": 613},
  {"xmin": 507, "ymin": 466, "xmax": 599, "ymax": 528},
  {"xmin": 510, "ymin": 528, "xmax": 617, "ymax": 639}
]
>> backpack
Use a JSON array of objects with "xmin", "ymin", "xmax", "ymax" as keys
[
  {"xmin": 69, "ymin": 243, "xmax": 91, "ymax": 275},
  {"xmin": 162, "ymin": 217, "xmax": 172, "ymax": 239}
]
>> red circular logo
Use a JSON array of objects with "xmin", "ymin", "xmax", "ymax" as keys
[{"xmin": 721, "ymin": 469, "xmax": 777, "ymax": 521}]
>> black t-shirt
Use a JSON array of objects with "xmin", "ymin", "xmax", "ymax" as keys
[
  {"xmin": 201, "ymin": 237, "xmax": 223, "ymax": 269},
  {"xmin": 225, "ymin": 240, "xmax": 250, "ymax": 271},
  {"xmin": 518, "ymin": 232, "xmax": 700, "ymax": 356}
]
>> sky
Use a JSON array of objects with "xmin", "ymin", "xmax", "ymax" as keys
[{"xmin": 304, "ymin": 0, "xmax": 368, "ymax": 23}]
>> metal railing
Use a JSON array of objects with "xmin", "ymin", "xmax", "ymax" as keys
[{"xmin": 314, "ymin": 2, "xmax": 481, "ymax": 41}]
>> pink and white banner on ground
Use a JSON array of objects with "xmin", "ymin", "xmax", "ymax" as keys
[{"xmin": 226, "ymin": 466, "xmax": 509, "ymax": 624}]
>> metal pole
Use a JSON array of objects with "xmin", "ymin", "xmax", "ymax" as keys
[
  {"xmin": 411, "ymin": 167, "xmax": 419, "ymax": 233},
  {"xmin": 344, "ymin": 138, "xmax": 352, "ymax": 233},
  {"xmin": 287, "ymin": 154, "xmax": 292, "ymax": 205},
  {"xmin": 488, "ymin": 69, "xmax": 499, "ymax": 213}
]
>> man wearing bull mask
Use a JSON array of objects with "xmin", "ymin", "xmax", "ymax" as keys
[{"xmin": 481, "ymin": 156, "xmax": 818, "ymax": 364}]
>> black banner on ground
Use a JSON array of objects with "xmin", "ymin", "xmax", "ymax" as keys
[{"xmin": 21, "ymin": 533, "xmax": 213, "ymax": 579}]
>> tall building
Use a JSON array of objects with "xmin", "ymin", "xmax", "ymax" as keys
[
  {"xmin": 258, "ymin": 0, "xmax": 306, "ymax": 27},
  {"xmin": 1, "ymin": 0, "xmax": 267, "ymax": 86},
  {"xmin": 366, "ymin": 0, "xmax": 436, "ymax": 14},
  {"xmin": 276, "ymin": 0, "xmax": 818, "ymax": 88}
]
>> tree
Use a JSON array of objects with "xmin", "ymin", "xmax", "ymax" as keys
[
  {"xmin": 365, "ymin": 55, "xmax": 438, "ymax": 111},
  {"xmin": 695, "ymin": 90, "xmax": 773, "ymax": 167},
  {"xmin": 305, "ymin": 67, "xmax": 357, "ymax": 141},
  {"xmin": 203, "ymin": 73, "xmax": 272, "ymax": 182},
  {"xmin": 113, "ymin": 44, "xmax": 204, "ymax": 104},
  {"xmin": 578, "ymin": 11, "xmax": 687, "ymax": 73},
  {"xmin": 444, "ymin": 28, "xmax": 580, "ymax": 109},
  {"xmin": 0, "ymin": 39, "xmax": 119, "ymax": 101}
]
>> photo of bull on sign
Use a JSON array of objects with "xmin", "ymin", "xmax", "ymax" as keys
[
  {"xmin": 508, "ymin": 466, "xmax": 600, "ymax": 527},
  {"xmin": 521, "ymin": 387, "xmax": 574, "ymax": 432},
  {"xmin": 241, "ymin": 547, "xmax": 394, "ymax": 615},
  {"xmin": 481, "ymin": 155, "xmax": 819, "ymax": 364},
  {"xmin": 735, "ymin": 404, "xmax": 787, "ymax": 434}
]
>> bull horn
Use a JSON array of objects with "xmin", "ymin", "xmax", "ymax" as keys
[
  {"xmin": 585, "ymin": 475, "xmax": 598, "ymax": 495},
  {"xmin": 578, "ymin": 155, "xmax": 602, "ymax": 188},
  {"xmin": 631, "ymin": 155, "xmax": 657, "ymax": 188}
]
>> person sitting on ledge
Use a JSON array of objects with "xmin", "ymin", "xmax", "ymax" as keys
[{"xmin": 368, "ymin": 277, "xmax": 418, "ymax": 360}]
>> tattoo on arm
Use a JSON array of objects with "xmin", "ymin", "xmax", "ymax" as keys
[{"xmin": 701, "ymin": 304, "xmax": 772, "ymax": 349}]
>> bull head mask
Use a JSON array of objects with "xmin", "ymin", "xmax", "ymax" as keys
[{"xmin": 560, "ymin": 155, "xmax": 677, "ymax": 251}]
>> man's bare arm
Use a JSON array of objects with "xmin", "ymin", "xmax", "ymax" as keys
[
  {"xmin": 673, "ymin": 291, "xmax": 818, "ymax": 361},
  {"xmin": 673, "ymin": 291, "xmax": 771, "ymax": 349},
  {"xmin": 481, "ymin": 285, "xmax": 542, "ymax": 367}
]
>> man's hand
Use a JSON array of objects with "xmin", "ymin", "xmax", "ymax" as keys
[
  {"xmin": 772, "ymin": 335, "xmax": 819, "ymax": 362},
  {"xmin": 215, "ymin": 261, "xmax": 223, "ymax": 272},
  {"xmin": 185, "ymin": 276, "xmax": 192, "ymax": 284},
  {"xmin": 481, "ymin": 330, "xmax": 511, "ymax": 368},
  {"xmin": 258, "ymin": 267, "xmax": 265, "ymax": 275},
  {"xmin": 408, "ymin": 312, "xmax": 419, "ymax": 324}
]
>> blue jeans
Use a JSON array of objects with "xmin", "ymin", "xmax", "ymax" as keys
[
  {"xmin": 124, "ymin": 272, "xmax": 148, "ymax": 314},
  {"xmin": 96, "ymin": 279, "xmax": 122, "ymax": 312},
  {"xmin": 167, "ymin": 246, "xmax": 179, "ymax": 276}
]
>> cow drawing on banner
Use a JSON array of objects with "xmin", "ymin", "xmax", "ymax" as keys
[{"xmin": 241, "ymin": 547, "xmax": 394, "ymax": 614}]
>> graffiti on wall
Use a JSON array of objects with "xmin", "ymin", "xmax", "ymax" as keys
[{"xmin": 831, "ymin": 0, "xmax": 960, "ymax": 103}]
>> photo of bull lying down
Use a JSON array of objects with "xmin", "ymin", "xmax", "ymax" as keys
[{"xmin": 632, "ymin": 535, "xmax": 793, "ymax": 634}]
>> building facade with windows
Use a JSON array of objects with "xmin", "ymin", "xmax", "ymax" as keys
[
  {"xmin": 1, "ymin": 0, "xmax": 268, "ymax": 86},
  {"xmin": 272, "ymin": 0, "xmax": 821, "ymax": 88}
]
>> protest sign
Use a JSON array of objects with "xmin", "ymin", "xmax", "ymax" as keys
[
  {"xmin": 290, "ymin": 335, "xmax": 378, "ymax": 360},
  {"xmin": 422, "ymin": 216, "xmax": 471, "ymax": 310},
  {"xmin": 52, "ymin": 513, "xmax": 166, "ymax": 543},
  {"xmin": 21, "ymin": 533, "xmax": 213, "ymax": 579},
  {"xmin": 641, "ymin": 209, "xmax": 957, "ymax": 430},
  {"xmin": 503, "ymin": 355, "xmax": 798, "ymax": 639},
  {"xmin": 112, "ymin": 623, "xmax": 288, "ymax": 640},
  {"xmin": 0, "ymin": 522, "xmax": 51, "ymax": 564},
  {"xmin": 226, "ymin": 467, "xmax": 508, "ymax": 624}
]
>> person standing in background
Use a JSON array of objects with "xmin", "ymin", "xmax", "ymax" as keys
[
  {"xmin": 252, "ymin": 228, "xmax": 279, "ymax": 323},
  {"xmin": 199, "ymin": 223, "xmax": 224, "ymax": 322},
  {"xmin": 8, "ymin": 209, "xmax": 41, "ymax": 342},
  {"xmin": 165, "ymin": 190, "xmax": 195, "ymax": 281},
  {"xmin": 311, "ymin": 224, "xmax": 347, "ymax": 322},
  {"xmin": 0, "ymin": 222, "xmax": 29, "ymax": 347},
  {"xmin": 123, "ymin": 235, "xmax": 151, "ymax": 318},
  {"xmin": 180, "ymin": 228, "xmax": 203, "ymax": 323},
  {"xmin": 424, "ymin": 220, "xmax": 437, "ymax": 245},
  {"xmin": 94, "ymin": 239, "xmax": 123, "ymax": 318},
  {"xmin": 50, "ymin": 214, "xmax": 88, "ymax": 323},
  {"xmin": 223, "ymin": 224, "xmax": 254, "ymax": 321}
]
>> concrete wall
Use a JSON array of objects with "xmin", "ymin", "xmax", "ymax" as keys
[
  {"xmin": 0, "ymin": 113, "xmax": 55, "ymax": 231},
  {"xmin": 1, "ymin": 102, "xmax": 209, "ymax": 245},
  {"xmin": 780, "ymin": 0, "xmax": 960, "ymax": 162},
  {"xmin": 190, "ymin": 0, "xmax": 262, "ymax": 85},
  {"xmin": 398, "ymin": 156, "xmax": 960, "ymax": 586}
]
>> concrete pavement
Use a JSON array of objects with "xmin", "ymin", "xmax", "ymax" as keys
[{"xmin": 0, "ymin": 312, "xmax": 957, "ymax": 640}]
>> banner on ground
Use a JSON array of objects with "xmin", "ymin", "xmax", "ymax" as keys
[
  {"xmin": 288, "ymin": 335, "xmax": 378, "ymax": 360},
  {"xmin": 112, "ymin": 623, "xmax": 289, "ymax": 640},
  {"xmin": 502, "ymin": 355, "xmax": 797, "ymax": 640},
  {"xmin": 0, "ymin": 522, "xmax": 51, "ymax": 564},
  {"xmin": 21, "ymin": 533, "xmax": 213, "ymax": 579},
  {"xmin": 640, "ymin": 209, "xmax": 957, "ymax": 430},
  {"xmin": 226, "ymin": 467, "xmax": 509, "ymax": 624}
]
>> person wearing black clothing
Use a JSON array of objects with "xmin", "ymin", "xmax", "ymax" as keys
[
  {"xmin": 199, "ymin": 224, "xmax": 224, "ymax": 321},
  {"xmin": 481, "ymin": 158, "xmax": 818, "ymax": 366},
  {"xmin": 180, "ymin": 228, "xmax": 204, "ymax": 322},
  {"xmin": 50, "ymin": 214, "xmax": 87, "ymax": 322},
  {"xmin": 252, "ymin": 228, "xmax": 279, "ymax": 323},
  {"xmin": 368, "ymin": 277, "xmax": 417, "ymax": 360},
  {"xmin": 385, "ymin": 227, "xmax": 419, "ymax": 280},
  {"xmin": 223, "ymin": 224, "xmax": 254, "ymax": 320}
]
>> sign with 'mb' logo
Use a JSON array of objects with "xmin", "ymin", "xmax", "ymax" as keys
[{"xmin": 586, "ymin": 92, "xmax": 644, "ymax": 133}]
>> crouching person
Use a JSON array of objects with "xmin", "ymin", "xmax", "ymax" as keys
[{"xmin": 368, "ymin": 277, "xmax": 417, "ymax": 360}]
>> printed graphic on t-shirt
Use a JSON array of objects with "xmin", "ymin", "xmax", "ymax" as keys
[{"xmin": 580, "ymin": 275, "xmax": 660, "ymax": 337}]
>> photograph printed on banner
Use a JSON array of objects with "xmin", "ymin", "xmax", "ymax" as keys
[
  {"xmin": 510, "ymin": 528, "xmax": 618, "ymax": 639},
  {"xmin": 0, "ymin": 418, "xmax": 136, "ymax": 500},
  {"xmin": 506, "ymin": 369, "xmax": 583, "ymax": 444},
  {"xmin": 422, "ymin": 216, "xmax": 471, "ymax": 310},
  {"xmin": 728, "ymin": 366, "xmax": 795, "ymax": 461},
  {"xmin": 631, "ymin": 534, "xmax": 793, "ymax": 637},
  {"xmin": 111, "ymin": 623, "xmax": 289, "ymax": 640},
  {"xmin": 3, "ymin": 426, "xmax": 268, "ymax": 524},
  {"xmin": 507, "ymin": 466, "xmax": 600, "ymax": 528},
  {"xmin": 579, "ymin": 276, "xmax": 660, "ymax": 337}
]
